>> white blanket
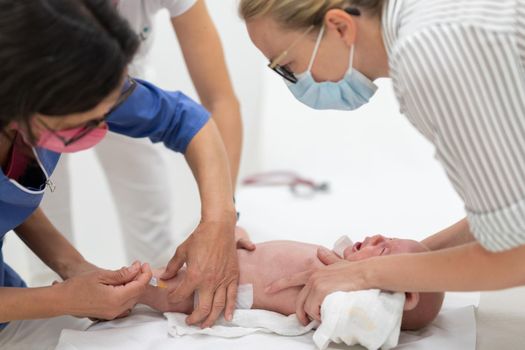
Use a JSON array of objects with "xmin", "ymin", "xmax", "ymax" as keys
[
  {"xmin": 55, "ymin": 302, "xmax": 476, "ymax": 350},
  {"xmin": 166, "ymin": 290, "xmax": 405, "ymax": 350},
  {"xmin": 166, "ymin": 310, "xmax": 318, "ymax": 338}
]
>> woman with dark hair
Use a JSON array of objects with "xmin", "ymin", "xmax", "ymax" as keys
[
  {"xmin": 36, "ymin": 0, "xmax": 244, "ymax": 291},
  {"xmin": 0, "ymin": 0, "xmax": 240, "ymax": 346}
]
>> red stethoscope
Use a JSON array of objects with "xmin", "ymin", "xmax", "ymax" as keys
[{"xmin": 242, "ymin": 171, "xmax": 329, "ymax": 197}]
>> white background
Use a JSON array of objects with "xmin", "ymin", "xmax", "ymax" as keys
[{"xmin": 4, "ymin": 0, "xmax": 464, "ymax": 280}]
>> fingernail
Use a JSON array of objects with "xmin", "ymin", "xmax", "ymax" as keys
[
  {"xmin": 127, "ymin": 264, "xmax": 139, "ymax": 273},
  {"xmin": 226, "ymin": 313, "xmax": 232, "ymax": 321},
  {"xmin": 264, "ymin": 286, "xmax": 272, "ymax": 294}
]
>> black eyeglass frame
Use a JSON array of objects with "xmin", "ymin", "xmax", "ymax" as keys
[
  {"xmin": 38, "ymin": 77, "xmax": 137, "ymax": 146},
  {"xmin": 267, "ymin": 7, "xmax": 361, "ymax": 84}
]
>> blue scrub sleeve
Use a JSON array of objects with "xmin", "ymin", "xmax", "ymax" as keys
[{"xmin": 106, "ymin": 79, "xmax": 210, "ymax": 153}]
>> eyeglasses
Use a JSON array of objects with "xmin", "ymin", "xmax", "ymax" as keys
[
  {"xmin": 267, "ymin": 8, "xmax": 361, "ymax": 84},
  {"xmin": 268, "ymin": 25, "xmax": 315, "ymax": 84},
  {"xmin": 38, "ymin": 76, "xmax": 137, "ymax": 146},
  {"xmin": 242, "ymin": 171, "xmax": 329, "ymax": 198}
]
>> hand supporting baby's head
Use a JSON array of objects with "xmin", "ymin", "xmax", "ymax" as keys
[{"xmin": 343, "ymin": 235, "xmax": 444, "ymax": 331}]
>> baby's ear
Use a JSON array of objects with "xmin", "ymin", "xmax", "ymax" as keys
[{"xmin": 404, "ymin": 292, "xmax": 420, "ymax": 311}]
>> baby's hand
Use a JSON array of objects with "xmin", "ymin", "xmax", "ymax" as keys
[{"xmin": 235, "ymin": 226, "xmax": 256, "ymax": 251}]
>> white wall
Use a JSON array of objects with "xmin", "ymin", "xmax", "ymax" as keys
[{"xmin": 238, "ymin": 76, "xmax": 465, "ymax": 247}]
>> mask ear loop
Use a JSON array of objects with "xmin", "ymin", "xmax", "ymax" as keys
[
  {"xmin": 307, "ymin": 25, "xmax": 326, "ymax": 73},
  {"xmin": 348, "ymin": 44, "xmax": 355, "ymax": 74}
]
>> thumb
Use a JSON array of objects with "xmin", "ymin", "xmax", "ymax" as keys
[
  {"xmin": 317, "ymin": 247, "xmax": 342, "ymax": 265},
  {"xmin": 161, "ymin": 249, "xmax": 186, "ymax": 280},
  {"xmin": 101, "ymin": 262, "xmax": 141, "ymax": 286}
]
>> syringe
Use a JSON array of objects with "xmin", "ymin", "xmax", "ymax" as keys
[{"xmin": 148, "ymin": 277, "xmax": 168, "ymax": 289}]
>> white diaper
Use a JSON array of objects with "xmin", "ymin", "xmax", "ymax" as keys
[
  {"xmin": 194, "ymin": 284, "xmax": 254, "ymax": 311},
  {"xmin": 235, "ymin": 284, "xmax": 254, "ymax": 309}
]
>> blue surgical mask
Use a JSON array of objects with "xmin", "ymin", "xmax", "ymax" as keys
[{"xmin": 286, "ymin": 25, "xmax": 378, "ymax": 111}]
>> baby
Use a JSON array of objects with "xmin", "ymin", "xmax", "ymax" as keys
[{"xmin": 139, "ymin": 231, "xmax": 444, "ymax": 331}]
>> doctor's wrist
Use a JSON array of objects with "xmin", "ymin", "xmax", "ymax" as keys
[
  {"xmin": 201, "ymin": 206, "xmax": 237, "ymax": 226},
  {"xmin": 54, "ymin": 257, "xmax": 92, "ymax": 281}
]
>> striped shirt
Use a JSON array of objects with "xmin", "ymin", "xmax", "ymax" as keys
[{"xmin": 382, "ymin": 0, "xmax": 525, "ymax": 251}]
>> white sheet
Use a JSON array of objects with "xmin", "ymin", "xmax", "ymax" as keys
[{"xmin": 55, "ymin": 302, "xmax": 476, "ymax": 350}]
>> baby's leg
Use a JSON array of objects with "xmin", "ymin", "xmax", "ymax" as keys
[{"xmin": 140, "ymin": 269, "xmax": 194, "ymax": 314}]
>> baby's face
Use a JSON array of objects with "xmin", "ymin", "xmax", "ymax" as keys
[{"xmin": 344, "ymin": 235, "xmax": 428, "ymax": 261}]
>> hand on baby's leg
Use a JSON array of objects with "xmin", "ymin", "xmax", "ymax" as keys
[{"xmin": 139, "ymin": 268, "xmax": 194, "ymax": 314}]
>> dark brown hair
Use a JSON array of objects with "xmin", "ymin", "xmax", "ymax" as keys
[{"xmin": 0, "ymin": 0, "xmax": 139, "ymax": 136}]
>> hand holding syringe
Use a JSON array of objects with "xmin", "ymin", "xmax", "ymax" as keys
[{"xmin": 149, "ymin": 277, "xmax": 168, "ymax": 289}]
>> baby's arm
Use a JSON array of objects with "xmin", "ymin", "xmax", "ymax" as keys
[{"xmin": 235, "ymin": 226, "xmax": 256, "ymax": 251}]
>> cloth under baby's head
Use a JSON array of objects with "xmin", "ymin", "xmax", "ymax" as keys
[{"xmin": 342, "ymin": 235, "xmax": 445, "ymax": 331}]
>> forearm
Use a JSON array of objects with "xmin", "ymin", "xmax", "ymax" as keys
[
  {"xmin": 0, "ymin": 285, "xmax": 64, "ymax": 323},
  {"xmin": 421, "ymin": 218, "xmax": 475, "ymax": 250},
  {"xmin": 208, "ymin": 99, "xmax": 242, "ymax": 187},
  {"xmin": 184, "ymin": 120, "xmax": 236, "ymax": 223},
  {"xmin": 172, "ymin": 1, "xmax": 242, "ymax": 187},
  {"xmin": 14, "ymin": 208, "xmax": 87, "ymax": 280},
  {"xmin": 368, "ymin": 242, "xmax": 525, "ymax": 292}
]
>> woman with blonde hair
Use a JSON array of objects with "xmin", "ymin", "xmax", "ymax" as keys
[{"xmin": 239, "ymin": 0, "xmax": 525, "ymax": 325}]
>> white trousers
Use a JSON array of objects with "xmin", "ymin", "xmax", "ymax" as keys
[{"xmin": 28, "ymin": 132, "xmax": 176, "ymax": 286}]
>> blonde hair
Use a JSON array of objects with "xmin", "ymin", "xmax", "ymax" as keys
[{"xmin": 239, "ymin": 0, "xmax": 385, "ymax": 30}]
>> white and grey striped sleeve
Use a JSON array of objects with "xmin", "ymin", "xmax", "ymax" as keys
[{"xmin": 390, "ymin": 24, "xmax": 525, "ymax": 252}]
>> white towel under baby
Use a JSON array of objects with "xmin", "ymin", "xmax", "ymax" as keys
[
  {"xmin": 166, "ymin": 283, "xmax": 318, "ymax": 338},
  {"xmin": 314, "ymin": 290, "xmax": 405, "ymax": 350},
  {"xmin": 165, "ymin": 290, "xmax": 404, "ymax": 350},
  {"xmin": 165, "ymin": 309, "xmax": 318, "ymax": 338}
]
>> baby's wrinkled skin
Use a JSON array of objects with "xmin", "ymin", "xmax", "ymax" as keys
[{"xmin": 140, "ymin": 232, "xmax": 443, "ymax": 331}]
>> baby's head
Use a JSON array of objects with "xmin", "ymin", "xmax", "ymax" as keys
[{"xmin": 343, "ymin": 235, "xmax": 444, "ymax": 331}]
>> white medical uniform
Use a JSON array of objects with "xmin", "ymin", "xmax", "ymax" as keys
[{"xmin": 29, "ymin": 0, "xmax": 197, "ymax": 286}]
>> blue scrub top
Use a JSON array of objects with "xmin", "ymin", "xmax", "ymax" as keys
[{"xmin": 0, "ymin": 80, "xmax": 210, "ymax": 327}]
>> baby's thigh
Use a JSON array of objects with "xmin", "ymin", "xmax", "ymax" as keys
[{"xmin": 252, "ymin": 285, "xmax": 302, "ymax": 315}]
